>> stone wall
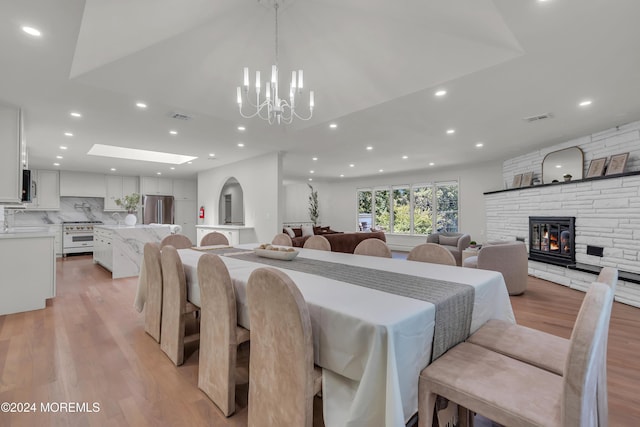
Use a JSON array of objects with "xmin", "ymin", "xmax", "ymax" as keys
[{"xmin": 485, "ymin": 120, "xmax": 640, "ymax": 307}]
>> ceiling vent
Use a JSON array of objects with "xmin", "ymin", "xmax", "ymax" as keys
[
  {"xmin": 169, "ymin": 111, "xmax": 193, "ymax": 121},
  {"xmin": 523, "ymin": 112, "xmax": 554, "ymax": 123}
]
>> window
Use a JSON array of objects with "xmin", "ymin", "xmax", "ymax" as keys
[{"xmin": 356, "ymin": 181, "xmax": 458, "ymax": 235}]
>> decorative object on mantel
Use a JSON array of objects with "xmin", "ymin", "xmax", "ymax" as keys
[
  {"xmin": 542, "ymin": 146, "xmax": 584, "ymax": 184},
  {"xmin": 115, "ymin": 193, "xmax": 140, "ymax": 226},
  {"xmin": 236, "ymin": 0, "xmax": 314, "ymax": 125},
  {"xmin": 586, "ymin": 157, "xmax": 607, "ymax": 178},
  {"xmin": 512, "ymin": 174, "xmax": 523, "ymax": 188},
  {"xmin": 605, "ymin": 152, "xmax": 629, "ymax": 176},
  {"xmin": 308, "ymin": 184, "xmax": 319, "ymax": 226},
  {"xmin": 563, "ymin": 173, "xmax": 572, "ymax": 182},
  {"xmin": 521, "ymin": 172, "xmax": 533, "ymax": 187}
]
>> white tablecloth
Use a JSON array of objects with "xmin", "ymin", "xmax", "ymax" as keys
[{"xmin": 165, "ymin": 244, "xmax": 514, "ymax": 427}]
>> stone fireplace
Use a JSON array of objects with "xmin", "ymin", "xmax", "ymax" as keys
[{"xmin": 529, "ymin": 216, "xmax": 575, "ymax": 266}]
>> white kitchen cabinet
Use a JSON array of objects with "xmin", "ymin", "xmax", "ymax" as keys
[
  {"xmin": 25, "ymin": 170, "xmax": 60, "ymax": 210},
  {"xmin": 60, "ymin": 171, "xmax": 106, "ymax": 197},
  {"xmin": 172, "ymin": 179, "xmax": 197, "ymax": 200},
  {"xmin": 93, "ymin": 227, "xmax": 113, "ymax": 271},
  {"xmin": 175, "ymin": 199, "xmax": 197, "ymax": 243},
  {"xmin": 141, "ymin": 176, "xmax": 173, "ymax": 196},
  {"xmin": 105, "ymin": 175, "xmax": 139, "ymax": 211},
  {"xmin": 0, "ymin": 105, "xmax": 23, "ymax": 204}
]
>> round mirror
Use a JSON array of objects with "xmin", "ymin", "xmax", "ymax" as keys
[{"xmin": 542, "ymin": 147, "xmax": 584, "ymax": 184}]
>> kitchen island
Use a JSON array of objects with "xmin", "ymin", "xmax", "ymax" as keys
[
  {"xmin": 94, "ymin": 224, "xmax": 171, "ymax": 279},
  {"xmin": 0, "ymin": 230, "xmax": 56, "ymax": 315}
]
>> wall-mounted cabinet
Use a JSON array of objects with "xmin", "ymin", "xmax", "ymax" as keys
[
  {"xmin": 60, "ymin": 171, "xmax": 106, "ymax": 197},
  {"xmin": 141, "ymin": 176, "xmax": 173, "ymax": 195},
  {"xmin": 104, "ymin": 175, "xmax": 139, "ymax": 211},
  {"xmin": 0, "ymin": 105, "xmax": 23, "ymax": 204},
  {"xmin": 172, "ymin": 178, "xmax": 197, "ymax": 200},
  {"xmin": 25, "ymin": 170, "xmax": 60, "ymax": 210}
]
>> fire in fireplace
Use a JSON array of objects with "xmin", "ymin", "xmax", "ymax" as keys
[{"xmin": 529, "ymin": 216, "xmax": 575, "ymax": 266}]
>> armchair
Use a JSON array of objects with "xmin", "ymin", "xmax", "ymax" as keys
[
  {"xmin": 426, "ymin": 232, "xmax": 471, "ymax": 266},
  {"xmin": 462, "ymin": 241, "xmax": 528, "ymax": 295}
]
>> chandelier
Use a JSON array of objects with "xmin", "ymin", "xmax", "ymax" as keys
[{"xmin": 236, "ymin": 1, "xmax": 314, "ymax": 125}]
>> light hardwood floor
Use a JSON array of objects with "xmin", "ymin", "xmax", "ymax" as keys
[{"xmin": 0, "ymin": 255, "xmax": 638, "ymax": 426}]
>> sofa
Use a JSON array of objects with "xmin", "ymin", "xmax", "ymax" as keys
[
  {"xmin": 284, "ymin": 226, "xmax": 386, "ymax": 254},
  {"xmin": 426, "ymin": 232, "xmax": 471, "ymax": 266}
]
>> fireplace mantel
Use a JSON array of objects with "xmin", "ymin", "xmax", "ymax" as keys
[{"xmin": 483, "ymin": 170, "xmax": 640, "ymax": 195}]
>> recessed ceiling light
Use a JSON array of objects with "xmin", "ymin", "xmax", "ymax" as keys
[
  {"xmin": 169, "ymin": 130, "xmax": 178, "ymax": 135},
  {"xmin": 237, "ymin": 143, "xmax": 245, "ymax": 147},
  {"xmin": 310, "ymin": 170, "xmax": 315, "ymax": 174},
  {"xmin": 170, "ymin": 167, "xmax": 175, "ymax": 170},
  {"xmin": 156, "ymin": 172, "xmax": 162, "ymax": 175},
  {"xmin": 312, "ymin": 157, "xmax": 318, "ymax": 161},
  {"xmin": 429, "ymin": 162, "xmax": 435, "ymax": 166},
  {"xmin": 349, "ymin": 163, "xmax": 355, "ymax": 168},
  {"xmin": 308, "ymin": 178, "xmax": 313, "ymax": 181},
  {"xmin": 22, "ymin": 26, "xmax": 41, "ymax": 37},
  {"xmin": 87, "ymin": 144, "xmax": 198, "ymax": 164},
  {"xmin": 379, "ymin": 169, "xmax": 384, "ymax": 173},
  {"xmin": 70, "ymin": 112, "xmax": 82, "ymax": 118},
  {"xmin": 556, "ymin": 164, "xmax": 562, "ymax": 168},
  {"xmin": 110, "ymin": 168, "xmax": 116, "ymax": 171},
  {"xmin": 329, "ymin": 123, "xmax": 338, "ymax": 129},
  {"xmin": 579, "ymin": 100, "xmax": 592, "ymax": 107},
  {"xmin": 208, "ymin": 153, "xmax": 215, "ymax": 157},
  {"xmin": 435, "ymin": 89, "xmax": 447, "ymax": 97},
  {"xmin": 446, "ymin": 129, "xmax": 455, "ymax": 134},
  {"xmin": 187, "ymin": 161, "xmax": 193, "ymax": 165},
  {"xmin": 340, "ymin": 174, "xmax": 344, "ymax": 178},
  {"xmin": 136, "ymin": 102, "xmax": 147, "ymax": 109},
  {"xmin": 64, "ymin": 132, "xmax": 73, "ymax": 137},
  {"xmin": 53, "ymin": 163, "xmax": 60, "ymax": 166},
  {"xmin": 402, "ymin": 155, "xmax": 408, "ymax": 160},
  {"xmin": 56, "ymin": 155, "xmax": 63, "ymax": 159},
  {"xmin": 366, "ymin": 146, "xmax": 373, "ymax": 151},
  {"xmin": 475, "ymin": 142, "xmax": 484, "ymax": 148},
  {"xmin": 237, "ymin": 126, "xmax": 246, "ymax": 131},
  {"xmin": 59, "ymin": 146, "xmax": 68, "ymax": 150}
]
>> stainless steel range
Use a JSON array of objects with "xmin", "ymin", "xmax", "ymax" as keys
[{"xmin": 62, "ymin": 221, "xmax": 103, "ymax": 256}]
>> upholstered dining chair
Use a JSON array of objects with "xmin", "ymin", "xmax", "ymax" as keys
[
  {"xmin": 407, "ymin": 243, "xmax": 457, "ymax": 266},
  {"xmin": 271, "ymin": 233, "xmax": 293, "ymax": 246},
  {"xmin": 200, "ymin": 231, "xmax": 229, "ymax": 246},
  {"xmin": 143, "ymin": 242, "xmax": 163, "ymax": 342},
  {"xmin": 354, "ymin": 238, "xmax": 392, "ymax": 258},
  {"xmin": 197, "ymin": 254, "xmax": 250, "ymax": 417},
  {"xmin": 160, "ymin": 245, "xmax": 200, "ymax": 366},
  {"xmin": 418, "ymin": 281, "xmax": 614, "ymax": 427},
  {"xmin": 303, "ymin": 235, "xmax": 331, "ymax": 251},
  {"xmin": 246, "ymin": 267, "xmax": 322, "ymax": 427},
  {"xmin": 161, "ymin": 233, "xmax": 193, "ymax": 249},
  {"xmin": 467, "ymin": 266, "xmax": 618, "ymax": 426}
]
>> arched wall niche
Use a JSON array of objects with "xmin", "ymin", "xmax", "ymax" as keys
[{"xmin": 218, "ymin": 177, "xmax": 245, "ymax": 225}]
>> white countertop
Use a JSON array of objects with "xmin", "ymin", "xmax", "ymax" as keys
[
  {"xmin": 96, "ymin": 224, "xmax": 171, "ymax": 230},
  {"xmin": 0, "ymin": 230, "xmax": 55, "ymax": 239},
  {"xmin": 196, "ymin": 224, "xmax": 254, "ymax": 230}
]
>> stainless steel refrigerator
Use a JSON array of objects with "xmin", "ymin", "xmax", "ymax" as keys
[{"xmin": 142, "ymin": 195, "xmax": 175, "ymax": 224}]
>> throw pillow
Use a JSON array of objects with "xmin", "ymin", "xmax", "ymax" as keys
[
  {"xmin": 439, "ymin": 235, "xmax": 459, "ymax": 246},
  {"xmin": 284, "ymin": 227, "xmax": 295, "ymax": 238},
  {"xmin": 301, "ymin": 224, "xmax": 314, "ymax": 237}
]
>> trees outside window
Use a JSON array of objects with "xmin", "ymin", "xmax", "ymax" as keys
[{"xmin": 356, "ymin": 181, "xmax": 457, "ymax": 235}]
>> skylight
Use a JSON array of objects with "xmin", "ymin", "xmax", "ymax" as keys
[{"xmin": 87, "ymin": 144, "xmax": 197, "ymax": 164}]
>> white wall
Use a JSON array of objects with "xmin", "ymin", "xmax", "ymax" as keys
[
  {"xmin": 285, "ymin": 160, "xmax": 503, "ymax": 251},
  {"xmin": 198, "ymin": 152, "xmax": 282, "ymax": 243}
]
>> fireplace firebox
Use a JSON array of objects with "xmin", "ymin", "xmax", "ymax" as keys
[{"xmin": 529, "ymin": 216, "xmax": 575, "ymax": 266}]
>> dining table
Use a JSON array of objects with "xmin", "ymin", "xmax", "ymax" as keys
[{"xmin": 135, "ymin": 243, "xmax": 515, "ymax": 427}]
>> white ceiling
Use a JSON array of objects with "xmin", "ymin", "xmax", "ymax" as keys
[{"xmin": 1, "ymin": 0, "xmax": 640, "ymax": 181}]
